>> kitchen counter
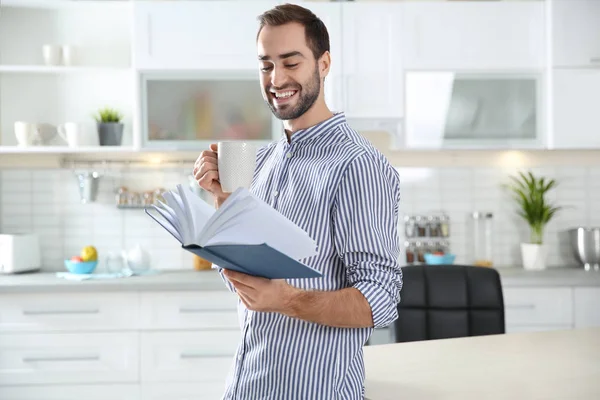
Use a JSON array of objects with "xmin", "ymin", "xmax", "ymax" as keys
[
  {"xmin": 363, "ymin": 328, "xmax": 600, "ymax": 400},
  {"xmin": 0, "ymin": 267, "xmax": 599, "ymax": 293},
  {"xmin": 0, "ymin": 269, "xmax": 229, "ymax": 293}
]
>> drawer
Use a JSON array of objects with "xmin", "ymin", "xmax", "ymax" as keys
[
  {"xmin": 141, "ymin": 383, "xmax": 225, "ymax": 400},
  {"xmin": 503, "ymin": 287, "xmax": 573, "ymax": 326},
  {"xmin": 0, "ymin": 332, "xmax": 139, "ymax": 386},
  {"xmin": 0, "ymin": 384, "xmax": 140, "ymax": 400},
  {"xmin": 0, "ymin": 293, "xmax": 139, "ymax": 332},
  {"xmin": 140, "ymin": 330, "xmax": 240, "ymax": 383},
  {"xmin": 140, "ymin": 291, "xmax": 239, "ymax": 330},
  {"xmin": 574, "ymin": 288, "xmax": 600, "ymax": 328}
]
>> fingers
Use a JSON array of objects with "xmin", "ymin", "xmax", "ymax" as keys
[
  {"xmin": 210, "ymin": 143, "xmax": 218, "ymax": 152},
  {"xmin": 224, "ymin": 270, "xmax": 267, "ymax": 285},
  {"xmin": 193, "ymin": 148, "xmax": 220, "ymax": 193}
]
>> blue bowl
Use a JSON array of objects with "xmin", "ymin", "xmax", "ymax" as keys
[
  {"xmin": 64, "ymin": 260, "xmax": 98, "ymax": 274},
  {"xmin": 424, "ymin": 253, "xmax": 456, "ymax": 265}
]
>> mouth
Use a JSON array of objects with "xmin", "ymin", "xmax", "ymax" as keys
[{"xmin": 270, "ymin": 89, "xmax": 298, "ymax": 106}]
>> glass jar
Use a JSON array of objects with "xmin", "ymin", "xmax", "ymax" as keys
[
  {"xmin": 440, "ymin": 215, "xmax": 450, "ymax": 237},
  {"xmin": 404, "ymin": 216, "xmax": 416, "ymax": 238},
  {"xmin": 404, "ymin": 241, "xmax": 415, "ymax": 264},
  {"xmin": 429, "ymin": 216, "xmax": 440, "ymax": 237},
  {"xmin": 415, "ymin": 216, "xmax": 427, "ymax": 237},
  {"xmin": 471, "ymin": 212, "xmax": 494, "ymax": 267}
]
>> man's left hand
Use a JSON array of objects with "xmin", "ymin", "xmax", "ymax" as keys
[{"xmin": 223, "ymin": 270, "xmax": 298, "ymax": 313}]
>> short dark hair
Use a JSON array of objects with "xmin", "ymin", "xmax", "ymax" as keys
[{"xmin": 257, "ymin": 3, "xmax": 330, "ymax": 60}]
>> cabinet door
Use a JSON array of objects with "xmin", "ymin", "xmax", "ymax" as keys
[
  {"xmin": 574, "ymin": 288, "xmax": 600, "ymax": 328},
  {"xmin": 294, "ymin": 2, "xmax": 343, "ymax": 112},
  {"xmin": 403, "ymin": 2, "xmax": 545, "ymax": 70},
  {"xmin": 0, "ymin": 385, "xmax": 140, "ymax": 400},
  {"xmin": 553, "ymin": 0, "xmax": 600, "ymax": 68},
  {"xmin": 553, "ymin": 69, "xmax": 600, "ymax": 149},
  {"xmin": 342, "ymin": 3, "xmax": 403, "ymax": 118},
  {"xmin": 134, "ymin": 1, "xmax": 280, "ymax": 70}
]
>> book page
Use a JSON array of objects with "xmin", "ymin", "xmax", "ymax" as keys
[
  {"xmin": 155, "ymin": 200, "xmax": 182, "ymax": 234},
  {"xmin": 198, "ymin": 188, "xmax": 250, "ymax": 244},
  {"xmin": 175, "ymin": 185, "xmax": 216, "ymax": 243},
  {"xmin": 162, "ymin": 191, "xmax": 192, "ymax": 244},
  {"xmin": 204, "ymin": 193, "xmax": 317, "ymax": 260},
  {"xmin": 147, "ymin": 206, "xmax": 183, "ymax": 244}
]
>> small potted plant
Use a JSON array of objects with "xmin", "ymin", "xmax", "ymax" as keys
[
  {"xmin": 505, "ymin": 171, "xmax": 562, "ymax": 270},
  {"xmin": 94, "ymin": 106, "xmax": 124, "ymax": 146}
]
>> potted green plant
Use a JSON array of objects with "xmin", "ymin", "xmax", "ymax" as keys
[
  {"xmin": 505, "ymin": 171, "xmax": 562, "ymax": 270},
  {"xmin": 94, "ymin": 107, "xmax": 124, "ymax": 146}
]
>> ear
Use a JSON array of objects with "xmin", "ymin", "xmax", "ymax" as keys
[{"xmin": 318, "ymin": 51, "xmax": 331, "ymax": 79}]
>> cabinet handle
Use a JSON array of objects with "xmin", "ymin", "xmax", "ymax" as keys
[
  {"xmin": 178, "ymin": 307, "xmax": 234, "ymax": 313},
  {"xmin": 506, "ymin": 304, "xmax": 535, "ymax": 310},
  {"xmin": 23, "ymin": 309, "xmax": 100, "ymax": 315},
  {"xmin": 179, "ymin": 352, "xmax": 232, "ymax": 359},
  {"xmin": 590, "ymin": 57, "xmax": 600, "ymax": 64},
  {"xmin": 23, "ymin": 355, "xmax": 100, "ymax": 363}
]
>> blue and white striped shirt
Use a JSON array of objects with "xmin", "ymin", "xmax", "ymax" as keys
[{"xmin": 220, "ymin": 112, "xmax": 402, "ymax": 400}]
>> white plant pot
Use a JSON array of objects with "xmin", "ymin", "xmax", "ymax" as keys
[{"xmin": 521, "ymin": 243, "xmax": 547, "ymax": 271}]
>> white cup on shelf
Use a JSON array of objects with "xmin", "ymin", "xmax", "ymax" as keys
[
  {"xmin": 14, "ymin": 122, "xmax": 40, "ymax": 147},
  {"xmin": 42, "ymin": 45, "xmax": 62, "ymax": 66},
  {"xmin": 57, "ymin": 122, "xmax": 82, "ymax": 147},
  {"xmin": 61, "ymin": 45, "xmax": 75, "ymax": 66}
]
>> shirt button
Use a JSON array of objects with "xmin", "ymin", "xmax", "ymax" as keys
[
  {"xmin": 272, "ymin": 190, "xmax": 279, "ymax": 197},
  {"xmin": 286, "ymin": 152, "xmax": 293, "ymax": 159}
]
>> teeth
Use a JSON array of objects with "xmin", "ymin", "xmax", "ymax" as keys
[{"xmin": 275, "ymin": 91, "xmax": 295, "ymax": 98}]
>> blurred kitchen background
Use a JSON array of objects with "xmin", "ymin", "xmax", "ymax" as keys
[{"xmin": 0, "ymin": 0, "xmax": 599, "ymax": 398}]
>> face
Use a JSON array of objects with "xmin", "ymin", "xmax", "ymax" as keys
[{"xmin": 257, "ymin": 22, "xmax": 328, "ymax": 120}]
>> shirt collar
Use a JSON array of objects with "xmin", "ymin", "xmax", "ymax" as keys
[{"xmin": 280, "ymin": 112, "xmax": 346, "ymax": 145}]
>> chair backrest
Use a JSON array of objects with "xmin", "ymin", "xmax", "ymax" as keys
[{"xmin": 394, "ymin": 265, "xmax": 505, "ymax": 343}]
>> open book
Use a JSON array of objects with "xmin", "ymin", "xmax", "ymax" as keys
[{"xmin": 144, "ymin": 184, "xmax": 322, "ymax": 279}]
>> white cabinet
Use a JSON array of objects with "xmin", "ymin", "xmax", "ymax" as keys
[
  {"xmin": 503, "ymin": 287, "xmax": 573, "ymax": 333},
  {"xmin": 552, "ymin": 69, "xmax": 600, "ymax": 149},
  {"xmin": 0, "ymin": 385, "xmax": 140, "ymax": 400},
  {"xmin": 574, "ymin": 288, "xmax": 600, "ymax": 328},
  {"xmin": 0, "ymin": 332, "xmax": 139, "ymax": 385},
  {"xmin": 402, "ymin": 2, "xmax": 545, "ymax": 70},
  {"xmin": 342, "ymin": 2, "xmax": 403, "ymax": 118},
  {"xmin": 552, "ymin": 0, "xmax": 600, "ymax": 68},
  {"xmin": 134, "ymin": 1, "xmax": 280, "ymax": 70}
]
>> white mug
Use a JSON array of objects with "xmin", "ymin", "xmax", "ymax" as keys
[
  {"xmin": 42, "ymin": 45, "xmax": 62, "ymax": 66},
  {"xmin": 14, "ymin": 122, "xmax": 39, "ymax": 147},
  {"xmin": 58, "ymin": 122, "xmax": 81, "ymax": 147},
  {"xmin": 217, "ymin": 141, "xmax": 257, "ymax": 193},
  {"xmin": 62, "ymin": 45, "xmax": 74, "ymax": 66}
]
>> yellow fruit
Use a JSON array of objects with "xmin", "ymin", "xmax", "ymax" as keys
[{"xmin": 81, "ymin": 246, "xmax": 98, "ymax": 262}]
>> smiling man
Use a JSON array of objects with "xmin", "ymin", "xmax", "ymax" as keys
[{"xmin": 193, "ymin": 3, "xmax": 402, "ymax": 399}]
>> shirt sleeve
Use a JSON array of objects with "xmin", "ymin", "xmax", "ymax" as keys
[
  {"xmin": 332, "ymin": 153, "xmax": 403, "ymax": 328},
  {"xmin": 216, "ymin": 267, "xmax": 237, "ymax": 293}
]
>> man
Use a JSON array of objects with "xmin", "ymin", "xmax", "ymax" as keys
[{"xmin": 193, "ymin": 3, "xmax": 402, "ymax": 399}]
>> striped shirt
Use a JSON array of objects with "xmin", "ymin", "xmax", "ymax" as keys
[{"xmin": 219, "ymin": 112, "xmax": 403, "ymax": 400}]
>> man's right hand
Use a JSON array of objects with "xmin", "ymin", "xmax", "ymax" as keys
[{"xmin": 193, "ymin": 143, "xmax": 229, "ymax": 208}]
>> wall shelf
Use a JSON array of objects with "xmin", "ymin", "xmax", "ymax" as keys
[{"xmin": 0, "ymin": 65, "xmax": 132, "ymax": 74}]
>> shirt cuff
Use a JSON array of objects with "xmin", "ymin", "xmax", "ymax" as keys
[{"xmin": 353, "ymin": 280, "xmax": 399, "ymax": 328}]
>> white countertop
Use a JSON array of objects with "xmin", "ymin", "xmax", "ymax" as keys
[
  {"xmin": 0, "ymin": 269, "xmax": 228, "ymax": 293},
  {"xmin": 363, "ymin": 328, "xmax": 600, "ymax": 400},
  {"xmin": 0, "ymin": 267, "xmax": 598, "ymax": 293}
]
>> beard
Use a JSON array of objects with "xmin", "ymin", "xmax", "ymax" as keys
[{"xmin": 263, "ymin": 65, "xmax": 321, "ymax": 121}]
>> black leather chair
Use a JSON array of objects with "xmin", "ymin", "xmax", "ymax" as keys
[{"xmin": 393, "ymin": 264, "xmax": 505, "ymax": 343}]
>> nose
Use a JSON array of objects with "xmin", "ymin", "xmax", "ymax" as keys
[{"xmin": 270, "ymin": 66, "xmax": 288, "ymax": 89}]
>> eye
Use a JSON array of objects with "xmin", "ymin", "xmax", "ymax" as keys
[
  {"xmin": 285, "ymin": 63, "xmax": 299, "ymax": 69},
  {"xmin": 260, "ymin": 66, "xmax": 273, "ymax": 72}
]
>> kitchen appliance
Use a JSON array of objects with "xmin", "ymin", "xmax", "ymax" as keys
[
  {"xmin": 568, "ymin": 227, "xmax": 600, "ymax": 271},
  {"xmin": 0, "ymin": 234, "xmax": 41, "ymax": 274}
]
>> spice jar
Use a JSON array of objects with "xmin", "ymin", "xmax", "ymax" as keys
[
  {"xmin": 115, "ymin": 186, "xmax": 128, "ymax": 206},
  {"xmin": 429, "ymin": 216, "xmax": 440, "ymax": 237},
  {"xmin": 404, "ymin": 241, "xmax": 415, "ymax": 264},
  {"xmin": 440, "ymin": 215, "xmax": 450, "ymax": 238},
  {"xmin": 416, "ymin": 216, "xmax": 427, "ymax": 237},
  {"xmin": 415, "ymin": 241, "xmax": 425, "ymax": 263},
  {"xmin": 404, "ymin": 216, "xmax": 416, "ymax": 238},
  {"xmin": 471, "ymin": 212, "xmax": 494, "ymax": 267}
]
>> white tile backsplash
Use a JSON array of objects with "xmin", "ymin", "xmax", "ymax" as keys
[
  {"xmin": 0, "ymin": 168, "xmax": 196, "ymax": 272},
  {"xmin": 0, "ymin": 165, "xmax": 597, "ymax": 272},
  {"xmin": 397, "ymin": 166, "xmax": 598, "ymax": 268}
]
